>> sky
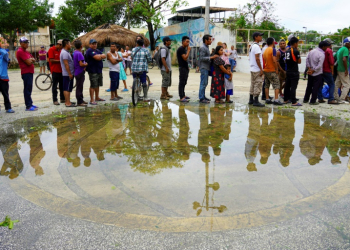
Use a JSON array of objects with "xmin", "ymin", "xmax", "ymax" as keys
[{"xmin": 51, "ymin": 0, "xmax": 348, "ymax": 34}]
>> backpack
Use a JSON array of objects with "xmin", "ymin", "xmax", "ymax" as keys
[{"xmin": 154, "ymin": 46, "xmax": 169, "ymax": 68}]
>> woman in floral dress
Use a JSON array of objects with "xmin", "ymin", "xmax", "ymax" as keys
[{"xmin": 210, "ymin": 46, "xmax": 232, "ymax": 103}]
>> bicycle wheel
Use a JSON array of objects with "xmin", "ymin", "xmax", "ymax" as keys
[
  {"xmin": 146, "ymin": 75, "xmax": 151, "ymax": 90},
  {"xmin": 148, "ymin": 61, "xmax": 154, "ymax": 69},
  {"xmin": 132, "ymin": 77, "xmax": 140, "ymax": 106},
  {"xmin": 35, "ymin": 74, "xmax": 52, "ymax": 91}
]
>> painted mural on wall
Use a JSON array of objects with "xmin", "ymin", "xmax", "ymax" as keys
[{"xmin": 152, "ymin": 18, "xmax": 234, "ymax": 66}]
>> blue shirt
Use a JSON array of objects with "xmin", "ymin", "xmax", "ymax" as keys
[
  {"xmin": 0, "ymin": 48, "xmax": 9, "ymax": 80},
  {"xmin": 86, "ymin": 48, "xmax": 103, "ymax": 74}
]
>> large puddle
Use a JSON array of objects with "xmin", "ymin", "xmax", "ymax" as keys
[{"xmin": 1, "ymin": 102, "xmax": 350, "ymax": 231}]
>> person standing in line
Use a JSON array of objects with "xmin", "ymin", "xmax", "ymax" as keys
[
  {"xmin": 228, "ymin": 45, "xmax": 238, "ymax": 72},
  {"xmin": 221, "ymin": 43, "xmax": 230, "ymax": 65},
  {"xmin": 303, "ymin": 41, "xmax": 327, "ymax": 105},
  {"xmin": 248, "ymin": 32, "xmax": 265, "ymax": 107},
  {"xmin": 16, "ymin": 37, "xmax": 37, "ymax": 111},
  {"xmin": 276, "ymin": 39, "xmax": 287, "ymax": 98},
  {"xmin": 303, "ymin": 48, "xmax": 313, "ymax": 80},
  {"xmin": 107, "ymin": 42, "xmax": 123, "ymax": 101},
  {"xmin": 60, "ymin": 39, "xmax": 75, "ymax": 107},
  {"xmin": 46, "ymin": 44, "xmax": 53, "ymax": 74},
  {"xmin": 85, "ymin": 39, "xmax": 106, "ymax": 105},
  {"xmin": 117, "ymin": 45, "xmax": 128, "ymax": 92},
  {"xmin": 319, "ymin": 39, "xmax": 338, "ymax": 105},
  {"xmin": 334, "ymin": 37, "xmax": 350, "ymax": 103},
  {"xmin": 73, "ymin": 40, "xmax": 88, "ymax": 106},
  {"xmin": 284, "ymin": 37, "xmax": 302, "ymax": 106},
  {"xmin": 177, "ymin": 36, "xmax": 191, "ymax": 102},
  {"xmin": 0, "ymin": 47, "xmax": 14, "ymax": 113},
  {"xmin": 160, "ymin": 36, "xmax": 173, "ymax": 100},
  {"xmin": 263, "ymin": 37, "xmax": 283, "ymax": 105},
  {"xmin": 131, "ymin": 39, "xmax": 152, "ymax": 102},
  {"xmin": 38, "ymin": 46, "xmax": 47, "ymax": 74},
  {"xmin": 48, "ymin": 40, "xmax": 64, "ymax": 105},
  {"xmin": 124, "ymin": 45, "xmax": 132, "ymax": 75},
  {"xmin": 199, "ymin": 34, "xmax": 219, "ymax": 103}
]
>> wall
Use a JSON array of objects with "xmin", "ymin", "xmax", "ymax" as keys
[
  {"xmin": 236, "ymin": 55, "xmax": 307, "ymax": 74},
  {"xmin": 154, "ymin": 18, "xmax": 236, "ymax": 65}
]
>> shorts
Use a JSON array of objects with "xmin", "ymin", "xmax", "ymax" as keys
[
  {"xmin": 161, "ymin": 70, "xmax": 172, "ymax": 87},
  {"xmin": 126, "ymin": 61, "xmax": 132, "ymax": 69},
  {"xmin": 226, "ymin": 89, "xmax": 233, "ymax": 95},
  {"xmin": 89, "ymin": 73, "xmax": 103, "ymax": 88},
  {"xmin": 109, "ymin": 71, "xmax": 120, "ymax": 91},
  {"xmin": 39, "ymin": 60, "xmax": 46, "ymax": 67},
  {"xmin": 62, "ymin": 76, "xmax": 74, "ymax": 92},
  {"xmin": 279, "ymin": 70, "xmax": 286, "ymax": 82},
  {"xmin": 264, "ymin": 71, "xmax": 280, "ymax": 90}
]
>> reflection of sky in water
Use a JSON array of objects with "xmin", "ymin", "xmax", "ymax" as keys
[{"xmin": 1, "ymin": 103, "xmax": 350, "ymax": 218}]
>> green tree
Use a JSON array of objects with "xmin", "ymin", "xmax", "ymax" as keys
[
  {"xmin": 87, "ymin": 0, "xmax": 188, "ymax": 50},
  {"xmin": 54, "ymin": 0, "xmax": 127, "ymax": 39},
  {"xmin": 0, "ymin": 0, "xmax": 53, "ymax": 58}
]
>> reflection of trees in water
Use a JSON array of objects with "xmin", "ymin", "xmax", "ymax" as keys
[{"xmin": 122, "ymin": 102, "xmax": 196, "ymax": 175}]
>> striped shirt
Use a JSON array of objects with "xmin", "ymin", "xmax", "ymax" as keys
[{"xmin": 131, "ymin": 47, "xmax": 152, "ymax": 73}]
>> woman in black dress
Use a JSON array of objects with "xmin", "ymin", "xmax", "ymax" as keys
[{"xmin": 210, "ymin": 46, "xmax": 232, "ymax": 103}]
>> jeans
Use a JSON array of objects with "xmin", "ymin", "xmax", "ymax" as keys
[
  {"xmin": 229, "ymin": 58, "xmax": 236, "ymax": 72},
  {"xmin": 179, "ymin": 67, "xmax": 189, "ymax": 99},
  {"xmin": 304, "ymin": 74, "xmax": 323, "ymax": 103},
  {"xmin": 21, "ymin": 73, "xmax": 33, "ymax": 109},
  {"xmin": 322, "ymin": 72, "xmax": 335, "ymax": 101},
  {"xmin": 75, "ymin": 72, "xmax": 85, "ymax": 104},
  {"xmin": 199, "ymin": 68, "xmax": 209, "ymax": 100},
  {"xmin": 52, "ymin": 72, "xmax": 64, "ymax": 102},
  {"xmin": 284, "ymin": 72, "xmax": 299, "ymax": 104},
  {"xmin": 0, "ymin": 80, "xmax": 11, "ymax": 110}
]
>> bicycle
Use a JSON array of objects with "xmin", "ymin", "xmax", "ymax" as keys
[
  {"xmin": 132, "ymin": 72, "xmax": 150, "ymax": 106},
  {"xmin": 35, "ymin": 73, "xmax": 76, "ymax": 91},
  {"xmin": 148, "ymin": 59, "xmax": 155, "ymax": 69}
]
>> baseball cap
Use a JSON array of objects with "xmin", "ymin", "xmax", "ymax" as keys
[
  {"xmin": 89, "ymin": 39, "xmax": 97, "ymax": 44},
  {"xmin": 57, "ymin": 39, "xmax": 63, "ymax": 45},
  {"xmin": 19, "ymin": 37, "xmax": 29, "ymax": 43},
  {"xmin": 162, "ymin": 36, "xmax": 172, "ymax": 42},
  {"xmin": 252, "ymin": 32, "xmax": 264, "ymax": 39},
  {"xmin": 343, "ymin": 37, "xmax": 350, "ymax": 44},
  {"xmin": 41, "ymin": 45, "xmax": 44, "ymax": 48},
  {"xmin": 323, "ymin": 38, "xmax": 334, "ymax": 44}
]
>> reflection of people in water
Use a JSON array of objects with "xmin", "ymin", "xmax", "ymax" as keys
[
  {"xmin": 245, "ymin": 108, "xmax": 260, "ymax": 171},
  {"xmin": 209, "ymin": 106, "xmax": 227, "ymax": 156},
  {"xmin": 273, "ymin": 110, "xmax": 296, "ymax": 167},
  {"xmin": 198, "ymin": 105, "xmax": 210, "ymax": 158},
  {"xmin": 0, "ymin": 140, "xmax": 23, "ymax": 180},
  {"xmin": 299, "ymin": 112, "xmax": 327, "ymax": 165},
  {"xmin": 157, "ymin": 103, "xmax": 173, "ymax": 155},
  {"xmin": 28, "ymin": 131, "xmax": 46, "ymax": 175},
  {"xmin": 258, "ymin": 110, "xmax": 273, "ymax": 165},
  {"xmin": 177, "ymin": 105, "xmax": 190, "ymax": 160}
]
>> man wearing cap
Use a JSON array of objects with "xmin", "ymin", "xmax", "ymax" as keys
[
  {"xmin": 160, "ymin": 36, "xmax": 173, "ymax": 100},
  {"xmin": 38, "ymin": 46, "xmax": 47, "ymax": 74},
  {"xmin": 85, "ymin": 39, "xmax": 106, "ymax": 105},
  {"xmin": 16, "ymin": 37, "xmax": 37, "ymax": 111},
  {"xmin": 248, "ymin": 32, "xmax": 265, "ymax": 107},
  {"xmin": 48, "ymin": 39, "xmax": 64, "ymax": 105},
  {"xmin": 320, "ymin": 39, "xmax": 338, "ymax": 104},
  {"xmin": 303, "ymin": 41, "xmax": 327, "ymax": 105},
  {"xmin": 0, "ymin": 46, "xmax": 14, "ymax": 113},
  {"xmin": 198, "ymin": 34, "xmax": 218, "ymax": 103},
  {"xmin": 334, "ymin": 37, "xmax": 350, "ymax": 103}
]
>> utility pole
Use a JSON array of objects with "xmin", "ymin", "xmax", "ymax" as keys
[{"xmin": 204, "ymin": 0, "xmax": 210, "ymax": 34}]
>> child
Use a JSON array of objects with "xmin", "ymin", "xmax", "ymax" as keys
[{"xmin": 224, "ymin": 64, "xmax": 233, "ymax": 103}]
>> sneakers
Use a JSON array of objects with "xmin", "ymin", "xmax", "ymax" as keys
[
  {"xmin": 318, "ymin": 99, "xmax": 326, "ymax": 103},
  {"xmin": 53, "ymin": 101, "xmax": 60, "ymax": 105},
  {"xmin": 273, "ymin": 100, "xmax": 283, "ymax": 105},
  {"xmin": 265, "ymin": 99, "xmax": 273, "ymax": 104},
  {"xmin": 328, "ymin": 100, "xmax": 339, "ymax": 105},
  {"xmin": 26, "ymin": 106, "xmax": 38, "ymax": 111},
  {"xmin": 6, "ymin": 109, "xmax": 15, "ymax": 113}
]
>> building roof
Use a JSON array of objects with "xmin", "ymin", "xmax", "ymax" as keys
[{"xmin": 176, "ymin": 6, "xmax": 237, "ymax": 14}]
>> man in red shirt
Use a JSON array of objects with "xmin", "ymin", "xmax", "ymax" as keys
[
  {"xmin": 16, "ymin": 37, "xmax": 37, "ymax": 111},
  {"xmin": 319, "ymin": 38, "xmax": 338, "ymax": 104},
  {"xmin": 48, "ymin": 39, "xmax": 64, "ymax": 105}
]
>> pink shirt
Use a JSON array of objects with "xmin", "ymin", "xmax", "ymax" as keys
[
  {"xmin": 39, "ymin": 49, "xmax": 47, "ymax": 61},
  {"xmin": 16, "ymin": 47, "xmax": 34, "ymax": 75}
]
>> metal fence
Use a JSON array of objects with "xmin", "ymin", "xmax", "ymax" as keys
[{"xmin": 234, "ymin": 29, "xmax": 345, "ymax": 56}]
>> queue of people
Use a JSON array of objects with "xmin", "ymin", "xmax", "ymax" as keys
[{"xmin": 0, "ymin": 33, "xmax": 349, "ymax": 113}]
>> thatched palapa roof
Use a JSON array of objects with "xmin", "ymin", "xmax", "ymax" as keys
[{"xmin": 74, "ymin": 23, "xmax": 150, "ymax": 48}]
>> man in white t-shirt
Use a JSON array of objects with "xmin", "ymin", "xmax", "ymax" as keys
[
  {"xmin": 249, "ymin": 32, "xmax": 265, "ymax": 107},
  {"xmin": 124, "ymin": 45, "xmax": 132, "ymax": 75}
]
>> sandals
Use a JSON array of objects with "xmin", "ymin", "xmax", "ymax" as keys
[
  {"xmin": 110, "ymin": 97, "xmax": 119, "ymax": 101},
  {"xmin": 180, "ymin": 98, "xmax": 189, "ymax": 102},
  {"xmin": 65, "ymin": 104, "xmax": 76, "ymax": 107},
  {"xmin": 96, "ymin": 98, "xmax": 105, "ymax": 102},
  {"xmin": 225, "ymin": 100, "xmax": 233, "ymax": 103},
  {"xmin": 215, "ymin": 100, "xmax": 225, "ymax": 104},
  {"xmin": 199, "ymin": 99, "xmax": 210, "ymax": 103},
  {"xmin": 292, "ymin": 103, "xmax": 302, "ymax": 106},
  {"xmin": 89, "ymin": 102, "xmax": 98, "ymax": 105}
]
